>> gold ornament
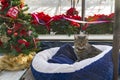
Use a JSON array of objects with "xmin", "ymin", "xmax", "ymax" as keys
[{"xmin": 20, "ymin": 0, "xmax": 24, "ymax": 4}]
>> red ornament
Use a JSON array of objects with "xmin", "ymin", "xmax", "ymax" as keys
[
  {"xmin": 0, "ymin": 40, "xmax": 3, "ymax": 46},
  {"xmin": 18, "ymin": 39, "xmax": 30, "ymax": 47},
  {"xmin": 6, "ymin": 7, "xmax": 19, "ymax": 19},
  {"xmin": 12, "ymin": 45, "xmax": 22, "ymax": 53},
  {"xmin": 20, "ymin": 0, "xmax": 24, "ymax": 8},
  {"xmin": 20, "ymin": 29, "xmax": 27, "ymax": 37},
  {"xmin": 14, "ymin": 32, "xmax": 18, "ymax": 37},
  {"xmin": 13, "ymin": 23, "xmax": 22, "ymax": 32},
  {"xmin": 0, "ymin": 0, "xmax": 9, "ymax": 10},
  {"xmin": 28, "ymin": 30, "xmax": 32, "ymax": 36},
  {"xmin": 7, "ymin": 29, "xmax": 12, "ymax": 35}
]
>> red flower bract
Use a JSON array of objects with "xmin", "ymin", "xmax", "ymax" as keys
[
  {"xmin": 66, "ymin": 7, "xmax": 78, "ymax": 16},
  {"xmin": 37, "ymin": 12, "xmax": 45, "ymax": 19},
  {"xmin": 70, "ymin": 21, "xmax": 80, "ymax": 27},
  {"xmin": 71, "ymin": 15, "xmax": 81, "ymax": 20},
  {"xmin": 108, "ymin": 13, "xmax": 114, "ymax": 20},
  {"xmin": 36, "ymin": 12, "xmax": 51, "ymax": 23},
  {"xmin": 31, "ymin": 12, "xmax": 51, "ymax": 30},
  {"xmin": 31, "ymin": 13, "xmax": 39, "ymax": 25},
  {"xmin": 52, "ymin": 15, "xmax": 64, "ymax": 21}
]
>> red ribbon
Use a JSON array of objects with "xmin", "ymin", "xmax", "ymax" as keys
[
  {"xmin": 63, "ymin": 16, "xmax": 113, "ymax": 30},
  {"xmin": 32, "ymin": 13, "xmax": 113, "ymax": 31},
  {"xmin": 63, "ymin": 16, "xmax": 112, "ymax": 24}
]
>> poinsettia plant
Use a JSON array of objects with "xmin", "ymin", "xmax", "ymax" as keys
[
  {"xmin": 50, "ymin": 14, "xmax": 81, "ymax": 35},
  {"xmin": 29, "ymin": 7, "xmax": 114, "ymax": 35},
  {"xmin": 85, "ymin": 13, "xmax": 114, "ymax": 34},
  {"xmin": 31, "ymin": 12, "xmax": 51, "ymax": 34},
  {"xmin": 50, "ymin": 7, "xmax": 80, "ymax": 35},
  {"xmin": 66, "ymin": 7, "xmax": 79, "ymax": 16},
  {"xmin": 30, "ymin": 7, "xmax": 81, "ymax": 35}
]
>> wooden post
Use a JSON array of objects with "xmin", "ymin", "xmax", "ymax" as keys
[
  {"xmin": 71, "ymin": 0, "xmax": 75, "ymax": 8},
  {"xmin": 81, "ymin": 0, "xmax": 85, "ymax": 21},
  {"xmin": 80, "ymin": 0, "xmax": 85, "ymax": 32},
  {"xmin": 112, "ymin": 0, "xmax": 120, "ymax": 80}
]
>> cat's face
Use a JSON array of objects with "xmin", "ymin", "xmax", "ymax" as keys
[{"xmin": 74, "ymin": 34, "xmax": 88, "ymax": 50}]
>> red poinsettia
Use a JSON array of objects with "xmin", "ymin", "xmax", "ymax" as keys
[
  {"xmin": 70, "ymin": 21, "xmax": 80, "ymax": 27},
  {"xmin": 31, "ymin": 12, "xmax": 51, "ymax": 24},
  {"xmin": 31, "ymin": 12, "xmax": 52, "ymax": 30},
  {"xmin": 70, "ymin": 15, "xmax": 81, "ymax": 20},
  {"xmin": 64, "ymin": 15, "xmax": 81, "ymax": 27},
  {"xmin": 52, "ymin": 15, "xmax": 64, "ymax": 21},
  {"xmin": 87, "ymin": 14, "xmax": 111, "ymax": 21},
  {"xmin": 31, "ymin": 13, "xmax": 39, "ymax": 25},
  {"xmin": 108, "ymin": 13, "xmax": 114, "ymax": 20},
  {"xmin": 37, "ymin": 12, "xmax": 51, "ymax": 23},
  {"xmin": 87, "ymin": 15, "xmax": 100, "ymax": 21},
  {"xmin": 66, "ymin": 7, "xmax": 78, "ymax": 16}
]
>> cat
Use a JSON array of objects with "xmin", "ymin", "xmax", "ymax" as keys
[{"xmin": 74, "ymin": 33, "xmax": 102, "ymax": 61}]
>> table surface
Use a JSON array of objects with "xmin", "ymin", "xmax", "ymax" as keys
[
  {"xmin": 0, "ymin": 54, "xmax": 26, "ymax": 80},
  {"xmin": 1, "ymin": 68, "xmax": 120, "ymax": 80},
  {"xmin": 0, "ymin": 70, "xmax": 26, "ymax": 80},
  {"xmin": 20, "ymin": 68, "xmax": 35, "ymax": 80}
]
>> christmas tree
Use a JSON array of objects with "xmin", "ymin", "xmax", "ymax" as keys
[{"xmin": 0, "ymin": 0, "xmax": 39, "ymax": 55}]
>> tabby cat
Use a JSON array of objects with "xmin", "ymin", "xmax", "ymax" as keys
[{"xmin": 74, "ymin": 33, "xmax": 102, "ymax": 61}]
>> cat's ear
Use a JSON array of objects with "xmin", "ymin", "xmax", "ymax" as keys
[
  {"xmin": 83, "ymin": 31, "xmax": 88, "ymax": 37},
  {"xmin": 85, "ymin": 32, "xmax": 89, "ymax": 35},
  {"xmin": 80, "ymin": 31, "xmax": 84, "ymax": 36},
  {"xmin": 74, "ymin": 34, "xmax": 78, "ymax": 40},
  {"xmin": 85, "ymin": 33, "xmax": 89, "ymax": 39}
]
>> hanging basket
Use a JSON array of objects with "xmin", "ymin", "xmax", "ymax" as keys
[{"xmin": 31, "ymin": 44, "xmax": 113, "ymax": 80}]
